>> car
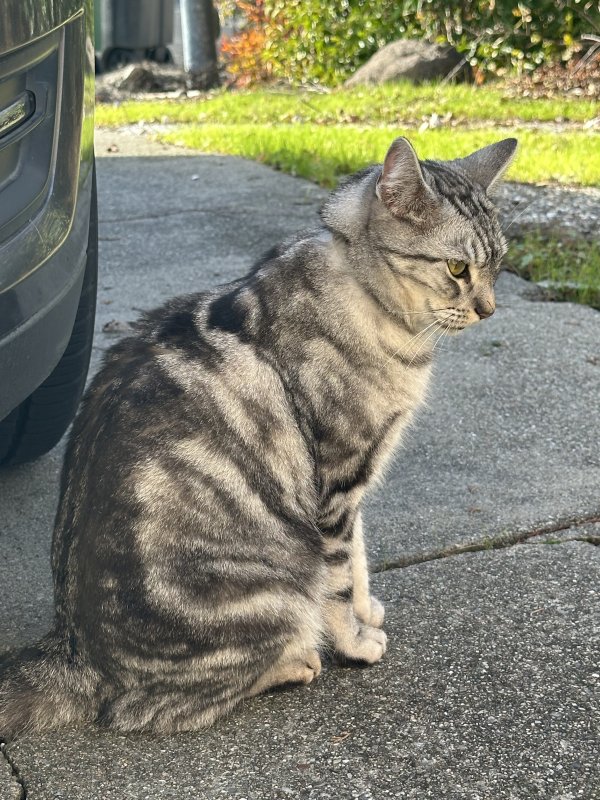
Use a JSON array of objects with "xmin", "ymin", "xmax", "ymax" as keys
[{"xmin": 0, "ymin": 0, "xmax": 97, "ymax": 466}]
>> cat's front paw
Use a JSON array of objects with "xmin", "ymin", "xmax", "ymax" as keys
[
  {"xmin": 355, "ymin": 595, "xmax": 385, "ymax": 628},
  {"xmin": 368, "ymin": 596, "xmax": 385, "ymax": 628},
  {"xmin": 336, "ymin": 624, "xmax": 387, "ymax": 665}
]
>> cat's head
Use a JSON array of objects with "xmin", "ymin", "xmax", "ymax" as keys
[
  {"xmin": 325, "ymin": 137, "xmax": 517, "ymax": 333},
  {"xmin": 376, "ymin": 136, "xmax": 516, "ymax": 331}
]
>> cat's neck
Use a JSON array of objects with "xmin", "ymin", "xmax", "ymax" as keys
[
  {"xmin": 246, "ymin": 233, "xmax": 436, "ymax": 398},
  {"xmin": 251, "ymin": 233, "xmax": 433, "ymax": 493},
  {"xmin": 302, "ymin": 232, "xmax": 440, "ymax": 370}
]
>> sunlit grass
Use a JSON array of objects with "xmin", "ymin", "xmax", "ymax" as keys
[
  {"xmin": 96, "ymin": 82, "xmax": 600, "ymax": 307},
  {"xmin": 507, "ymin": 234, "xmax": 600, "ymax": 309},
  {"xmin": 158, "ymin": 124, "xmax": 600, "ymax": 187},
  {"xmin": 95, "ymin": 82, "xmax": 598, "ymax": 127}
]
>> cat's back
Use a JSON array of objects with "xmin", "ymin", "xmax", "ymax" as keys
[
  {"xmin": 67, "ymin": 289, "xmax": 308, "ymax": 475},
  {"xmin": 52, "ymin": 288, "xmax": 319, "ymax": 642}
]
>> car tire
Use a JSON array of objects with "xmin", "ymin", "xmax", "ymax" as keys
[{"xmin": 0, "ymin": 163, "xmax": 98, "ymax": 467}]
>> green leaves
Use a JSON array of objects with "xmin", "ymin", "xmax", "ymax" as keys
[
  {"xmin": 257, "ymin": 0, "xmax": 598, "ymax": 85},
  {"xmin": 508, "ymin": 233, "xmax": 600, "ymax": 309}
]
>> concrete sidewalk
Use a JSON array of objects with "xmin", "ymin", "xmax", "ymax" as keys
[{"xmin": 1, "ymin": 132, "xmax": 599, "ymax": 799}]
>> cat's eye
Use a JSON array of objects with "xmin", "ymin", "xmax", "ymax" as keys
[{"xmin": 447, "ymin": 258, "xmax": 468, "ymax": 277}]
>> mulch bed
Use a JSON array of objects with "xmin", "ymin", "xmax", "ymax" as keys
[{"xmin": 502, "ymin": 46, "xmax": 599, "ymax": 99}]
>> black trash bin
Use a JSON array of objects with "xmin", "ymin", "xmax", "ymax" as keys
[{"xmin": 97, "ymin": 0, "xmax": 174, "ymax": 72}]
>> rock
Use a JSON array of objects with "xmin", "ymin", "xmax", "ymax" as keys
[
  {"xmin": 95, "ymin": 61, "xmax": 188, "ymax": 102},
  {"xmin": 344, "ymin": 39, "xmax": 470, "ymax": 87},
  {"xmin": 118, "ymin": 65, "xmax": 162, "ymax": 92}
]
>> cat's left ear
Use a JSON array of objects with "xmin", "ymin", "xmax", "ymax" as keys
[
  {"xmin": 376, "ymin": 137, "xmax": 438, "ymax": 219},
  {"xmin": 453, "ymin": 138, "xmax": 518, "ymax": 192}
]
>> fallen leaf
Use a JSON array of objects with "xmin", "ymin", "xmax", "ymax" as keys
[
  {"xmin": 331, "ymin": 731, "xmax": 351, "ymax": 744},
  {"xmin": 102, "ymin": 319, "xmax": 134, "ymax": 335}
]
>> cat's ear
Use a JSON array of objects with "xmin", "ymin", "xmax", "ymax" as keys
[
  {"xmin": 453, "ymin": 138, "xmax": 517, "ymax": 192},
  {"xmin": 376, "ymin": 137, "xmax": 437, "ymax": 219}
]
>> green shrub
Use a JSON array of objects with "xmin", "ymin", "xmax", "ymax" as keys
[{"xmin": 257, "ymin": 0, "xmax": 598, "ymax": 85}]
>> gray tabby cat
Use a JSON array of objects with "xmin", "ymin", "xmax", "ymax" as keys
[{"xmin": 0, "ymin": 136, "xmax": 516, "ymax": 738}]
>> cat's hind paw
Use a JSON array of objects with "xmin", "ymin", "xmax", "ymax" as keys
[
  {"xmin": 247, "ymin": 649, "xmax": 322, "ymax": 697},
  {"xmin": 303, "ymin": 647, "xmax": 323, "ymax": 681}
]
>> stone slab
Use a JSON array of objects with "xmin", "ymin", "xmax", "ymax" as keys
[
  {"xmin": 2, "ymin": 135, "xmax": 600, "ymax": 798},
  {"xmin": 8, "ymin": 543, "xmax": 600, "ymax": 799}
]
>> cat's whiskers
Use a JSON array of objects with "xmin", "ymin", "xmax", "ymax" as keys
[
  {"xmin": 395, "ymin": 307, "xmax": 450, "ymax": 316},
  {"xmin": 382, "ymin": 324, "xmax": 431, "ymax": 368},
  {"xmin": 405, "ymin": 317, "xmax": 451, "ymax": 367},
  {"xmin": 503, "ymin": 199, "xmax": 536, "ymax": 234},
  {"xmin": 432, "ymin": 327, "xmax": 449, "ymax": 355},
  {"xmin": 383, "ymin": 311, "xmax": 452, "ymax": 368},
  {"xmin": 381, "ymin": 299, "xmax": 460, "ymax": 369},
  {"xmin": 393, "ymin": 319, "xmax": 440, "ymax": 360}
]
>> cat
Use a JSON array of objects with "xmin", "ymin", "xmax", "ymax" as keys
[{"xmin": 0, "ymin": 135, "xmax": 516, "ymax": 737}]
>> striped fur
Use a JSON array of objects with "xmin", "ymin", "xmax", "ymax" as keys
[{"xmin": 0, "ymin": 137, "xmax": 516, "ymax": 737}]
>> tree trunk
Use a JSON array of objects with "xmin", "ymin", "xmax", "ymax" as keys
[{"xmin": 180, "ymin": 0, "xmax": 220, "ymax": 90}]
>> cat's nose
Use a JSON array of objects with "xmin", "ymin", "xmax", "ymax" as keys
[{"xmin": 475, "ymin": 299, "xmax": 495, "ymax": 319}]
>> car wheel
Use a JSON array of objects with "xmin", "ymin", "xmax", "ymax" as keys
[{"xmin": 0, "ymin": 163, "xmax": 98, "ymax": 467}]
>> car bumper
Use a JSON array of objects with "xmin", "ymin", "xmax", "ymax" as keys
[{"xmin": 0, "ymin": 4, "xmax": 94, "ymax": 419}]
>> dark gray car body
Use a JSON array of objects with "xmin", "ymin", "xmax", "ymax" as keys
[{"xmin": 0, "ymin": 1, "xmax": 95, "ymax": 421}]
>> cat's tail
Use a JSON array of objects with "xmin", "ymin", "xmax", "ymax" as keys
[{"xmin": 0, "ymin": 631, "xmax": 100, "ymax": 741}]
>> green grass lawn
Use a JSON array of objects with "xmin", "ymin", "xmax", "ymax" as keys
[
  {"xmin": 158, "ymin": 124, "xmax": 600, "ymax": 188},
  {"xmin": 507, "ymin": 234, "xmax": 600, "ymax": 310},
  {"xmin": 96, "ymin": 83, "xmax": 599, "ymax": 187},
  {"xmin": 95, "ymin": 82, "xmax": 598, "ymax": 127}
]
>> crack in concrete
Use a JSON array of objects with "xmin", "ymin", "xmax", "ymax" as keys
[
  {"xmin": 546, "ymin": 535, "xmax": 600, "ymax": 546},
  {"xmin": 99, "ymin": 206, "xmax": 241, "ymax": 225},
  {"xmin": 0, "ymin": 743, "xmax": 26, "ymax": 800},
  {"xmin": 372, "ymin": 512, "xmax": 600, "ymax": 573}
]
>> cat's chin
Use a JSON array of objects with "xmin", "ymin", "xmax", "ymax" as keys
[{"xmin": 441, "ymin": 323, "xmax": 466, "ymax": 335}]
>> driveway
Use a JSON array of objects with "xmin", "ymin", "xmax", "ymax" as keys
[{"xmin": 1, "ymin": 131, "xmax": 599, "ymax": 799}]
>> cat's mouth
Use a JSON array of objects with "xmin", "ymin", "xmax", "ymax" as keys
[
  {"xmin": 433, "ymin": 312, "xmax": 467, "ymax": 333},
  {"xmin": 440, "ymin": 321, "xmax": 467, "ymax": 332},
  {"xmin": 438, "ymin": 324, "xmax": 466, "ymax": 336},
  {"xmin": 431, "ymin": 308, "xmax": 469, "ymax": 332}
]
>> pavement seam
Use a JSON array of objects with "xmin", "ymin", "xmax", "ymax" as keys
[
  {"xmin": 561, "ymin": 535, "xmax": 600, "ymax": 546},
  {"xmin": 99, "ymin": 206, "xmax": 242, "ymax": 224},
  {"xmin": 371, "ymin": 511, "xmax": 600, "ymax": 573},
  {"xmin": 0, "ymin": 743, "xmax": 26, "ymax": 800}
]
